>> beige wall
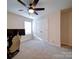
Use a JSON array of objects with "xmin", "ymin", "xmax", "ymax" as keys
[
  {"xmin": 48, "ymin": 11, "xmax": 61, "ymax": 47},
  {"xmin": 7, "ymin": 9, "xmax": 72, "ymax": 46},
  {"xmin": 61, "ymin": 8, "xmax": 72, "ymax": 46},
  {"xmin": 7, "ymin": 12, "xmax": 33, "ymax": 41},
  {"xmin": 33, "ymin": 9, "xmax": 72, "ymax": 47},
  {"xmin": 7, "ymin": 12, "xmax": 32, "ymax": 29},
  {"xmin": 33, "ymin": 11, "xmax": 61, "ymax": 47}
]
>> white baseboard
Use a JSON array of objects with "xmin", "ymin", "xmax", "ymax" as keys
[
  {"xmin": 33, "ymin": 34, "xmax": 61, "ymax": 47},
  {"xmin": 33, "ymin": 34, "xmax": 43, "ymax": 40},
  {"xmin": 21, "ymin": 35, "xmax": 32, "ymax": 42}
]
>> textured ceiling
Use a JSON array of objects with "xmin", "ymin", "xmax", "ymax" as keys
[{"xmin": 7, "ymin": 0, "xmax": 72, "ymax": 19}]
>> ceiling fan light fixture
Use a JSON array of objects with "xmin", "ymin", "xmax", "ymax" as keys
[
  {"xmin": 29, "ymin": 9, "xmax": 34, "ymax": 13},
  {"xmin": 18, "ymin": 0, "xmax": 45, "ymax": 15}
]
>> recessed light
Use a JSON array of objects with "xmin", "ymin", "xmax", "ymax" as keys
[{"xmin": 18, "ymin": 9, "xmax": 24, "ymax": 11}]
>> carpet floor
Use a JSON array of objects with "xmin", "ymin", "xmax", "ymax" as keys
[{"xmin": 13, "ymin": 39, "xmax": 72, "ymax": 59}]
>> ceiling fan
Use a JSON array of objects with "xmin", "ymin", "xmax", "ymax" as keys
[{"xmin": 17, "ymin": 0, "xmax": 45, "ymax": 15}]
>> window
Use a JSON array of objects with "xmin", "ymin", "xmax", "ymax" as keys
[{"xmin": 24, "ymin": 21, "xmax": 31, "ymax": 34}]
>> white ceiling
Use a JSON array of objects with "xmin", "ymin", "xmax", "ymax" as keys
[{"xmin": 7, "ymin": 0, "xmax": 72, "ymax": 19}]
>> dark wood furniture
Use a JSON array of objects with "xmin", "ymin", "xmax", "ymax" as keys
[{"xmin": 7, "ymin": 29, "xmax": 25, "ymax": 59}]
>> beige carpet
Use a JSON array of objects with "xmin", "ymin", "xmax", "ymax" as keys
[{"xmin": 13, "ymin": 39, "xmax": 72, "ymax": 59}]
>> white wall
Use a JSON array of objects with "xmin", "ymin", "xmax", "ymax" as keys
[
  {"xmin": 33, "ymin": 16, "xmax": 48, "ymax": 41},
  {"xmin": 7, "ymin": 12, "xmax": 33, "ymax": 41}
]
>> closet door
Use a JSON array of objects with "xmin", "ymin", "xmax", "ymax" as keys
[{"xmin": 61, "ymin": 8, "xmax": 72, "ymax": 46}]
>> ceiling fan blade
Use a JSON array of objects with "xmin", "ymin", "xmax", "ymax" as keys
[
  {"xmin": 34, "ymin": 8, "xmax": 45, "ymax": 11},
  {"xmin": 17, "ymin": 0, "xmax": 27, "ymax": 7},
  {"xmin": 34, "ymin": 11, "xmax": 38, "ymax": 15},
  {"xmin": 32, "ymin": 0, "xmax": 39, "ymax": 6}
]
